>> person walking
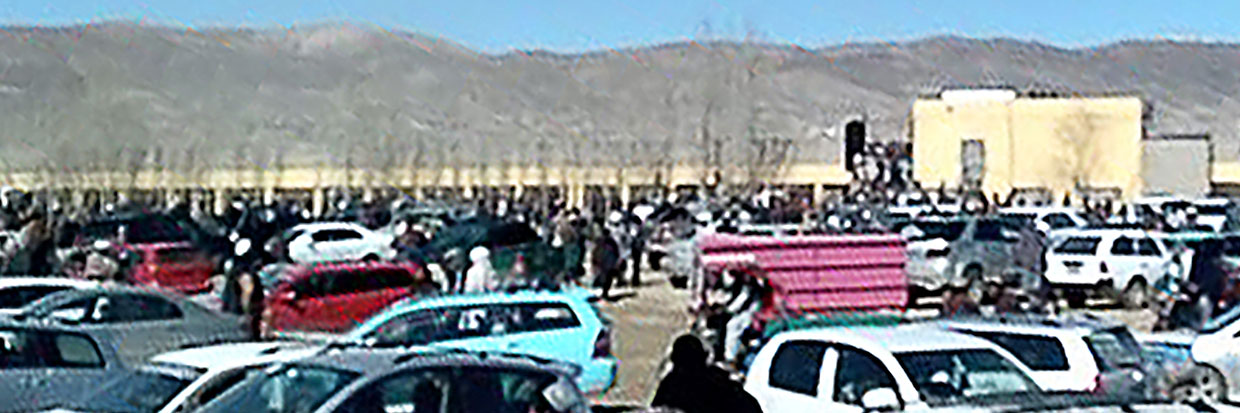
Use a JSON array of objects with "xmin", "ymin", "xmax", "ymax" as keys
[{"xmin": 591, "ymin": 227, "xmax": 621, "ymax": 300}]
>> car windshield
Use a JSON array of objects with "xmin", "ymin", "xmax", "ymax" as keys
[
  {"xmin": 1084, "ymin": 329, "xmax": 1143, "ymax": 370},
  {"xmin": 196, "ymin": 364, "xmax": 359, "ymax": 413},
  {"xmin": 1202, "ymin": 305, "xmax": 1240, "ymax": 334},
  {"xmin": 895, "ymin": 349, "xmax": 1038, "ymax": 406},
  {"xmin": 87, "ymin": 369, "xmax": 195, "ymax": 411}
]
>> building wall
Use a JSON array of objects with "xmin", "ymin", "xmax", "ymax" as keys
[
  {"xmin": 1142, "ymin": 139, "xmax": 1211, "ymax": 197},
  {"xmin": 913, "ymin": 95, "xmax": 1144, "ymax": 200}
]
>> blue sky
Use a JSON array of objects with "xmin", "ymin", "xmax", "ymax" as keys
[{"xmin": 1, "ymin": 0, "xmax": 1237, "ymax": 52}]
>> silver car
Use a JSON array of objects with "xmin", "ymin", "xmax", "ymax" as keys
[
  {"xmin": 9, "ymin": 286, "xmax": 250, "ymax": 366},
  {"xmin": 197, "ymin": 346, "xmax": 592, "ymax": 413},
  {"xmin": 0, "ymin": 320, "xmax": 125, "ymax": 412},
  {"xmin": 903, "ymin": 216, "xmax": 1045, "ymax": 300}
]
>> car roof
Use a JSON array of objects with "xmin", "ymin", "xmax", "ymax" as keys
[
  {"xmin": 770, "ymin": 324, "xmax": 1001, "ymax": 353},
  {"xmin": 289, "ymin": 346, "xmax": 580, "ymax": 378},
  {"xmin": 1055, "ymin": 228, "xmax": 1155, "ymax": 237},
  {"xmin": 385, "ymin": 287, "xmax": 590, "ymax": 311},
  {"xmin": 0, "ymin": 277, "xmax": 98, "ymax": 289},
  {"xmin": 938, "ymin": 314, "xmax": 1122, "ymax": 337},
  {"xmin": 150, "ymin": 342, "xmax": 311, "ymax": 370},
  {"xmin": 290, "ymin": 222, "xmax": 365, "ymax": 232}
]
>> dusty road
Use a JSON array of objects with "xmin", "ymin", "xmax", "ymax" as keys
[{"xmin": 593, "ymin": 271, "xmax": 695, "ymax": 407}]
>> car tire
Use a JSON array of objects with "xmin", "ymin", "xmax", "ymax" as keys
[
  {"xmin": 1121, "ymin": 278, "xmax": 1149, "ymax": 310},
  {"xmin": 1172, "ymin": 366, "xmax": 1227, "ymax": 405},
  {"xmin": 362, "ymin": 253, "xmax": 380, "ymax": 262}
]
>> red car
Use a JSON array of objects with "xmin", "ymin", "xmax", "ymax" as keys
[
  {"xmin": 261, "ymin": 262, "xmax": 432, "ymax": 338},
  {"xmin": 129, "ymin": 242, "xmax": 216, "ymax": 294}
]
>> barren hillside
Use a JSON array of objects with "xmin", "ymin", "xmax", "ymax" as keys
[{"xmin": 0, "ymin": 23, "xmax": 1234, "ymax": 173}]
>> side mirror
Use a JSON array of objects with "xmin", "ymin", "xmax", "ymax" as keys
[{"xmin": 860, "ymin": 387, "xmax": 901, "ymax": 412}]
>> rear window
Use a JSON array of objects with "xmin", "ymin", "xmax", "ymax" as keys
[
  {"xmin": 1055, "ymin": 237, "xmax": 1101, "ymax": 255},
  {"xmin": 1196, "ymin": 204, "xmax": 1229, "ymax": 215},
  {"xmin": 962, "ymin": 331, "xmax": 1069, "ymax": 371}
]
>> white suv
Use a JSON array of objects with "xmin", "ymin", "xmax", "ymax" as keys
[
  {"xmin": 283, "ymin": 222, "xmax": 397, "ymax": 264},
  {"xmin": 1044, "ymin": 229, "xmax": 1179, "ymax": 308},
  {"xmin": 744, "ymin": 325, "xmax": 1047, "ymax": 412}
]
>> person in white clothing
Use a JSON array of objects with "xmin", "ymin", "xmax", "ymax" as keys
[
  {"xmin": 463, "ymin": 246, "xmax": 498, "ymax": 293},
  {"xmin": 721, "ymin": 269, "xmax": 762, "ymax": 365}
]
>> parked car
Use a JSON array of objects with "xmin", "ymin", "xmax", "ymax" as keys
[
  {"xmin": 742, "ymin": 324, "xmax": 1158, "ymax": 412},
  {"xmin": 194, "ymin": 346, "xmax": 592, "ymax": 413},
  {"xmin": 901, "ymin": 216, "xmax": 1044, "ymax": 301},
  {"xmin": 939, "ymin": 314, "xmax": 1168, "ymax": 402},
  {"xmin": 0, "ymin": 277, "xmax": 98, "ymax": 316},
  {"xmin": 1044, "ymin": 229, "xmax": 1180, "ymax": 308},
  {"xmin": 339, "ymin": 287, "xmax": 618, "ymax": 396},
  {"xmin": 284, "ymin": 222, "xmax": 397, "ymax": 263},
  {"xmin": 0, "ymin": 320, "xmax": 124, "ymax": 412},
  {"xmin": 8, "ymin": 286, "xmax": 250, "ymax": 365},
  {"xmin": 128, "ymin": 241, "xmax": 217, "ymax": 294},
  {"xmin": 43, "ymin": 341, "xmax": 322, "ymax": 413},
  {"xmin": 1140, "ymin": 304, "xmax": 1240, "ymax": 404},
  {"xmin": 261, "ymin": 262, "xmax": 434, "ymax": 339},
  {"xmin": 998, "ymin": 206, "xmax": 1089, "ymax": 235}
]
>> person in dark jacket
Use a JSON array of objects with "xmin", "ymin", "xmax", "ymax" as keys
[
  {"xmin": 591, "ymin": 228, "xmax": 621, "ymax": 300},
  {"xmin": 652, "ymin": 334, "xmax": 762, "ymax": 413}
]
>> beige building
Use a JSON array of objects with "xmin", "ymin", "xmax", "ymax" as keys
[{"xmin": 912, "ymin": 89, "xmax": 1145, "ymax": 201}]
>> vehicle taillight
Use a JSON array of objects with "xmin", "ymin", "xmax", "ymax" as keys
[
  {"xmin": 593, "ymin": 328, "xmax": 612, "ymax": 358},
  {"xmin": 1100, "ymin": 262, "xmax": 1109, "ymax": 273}
]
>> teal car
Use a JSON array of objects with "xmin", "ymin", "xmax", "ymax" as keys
[{"xmin": 340, "ymin": 287, "xmax": 617, "ymax": 396}]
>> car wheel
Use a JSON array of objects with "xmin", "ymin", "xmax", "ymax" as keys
[
  {"xmin": 1121, "ymin": 278, "xmax": 1149, "ymax": 310},
  {"xmin": 1173, "ymin": 367, "xmax": 1227, "ymax": 405},
  {"xmin": 362, "ymin": 253, "xmax": 380, "ymax": 262}
]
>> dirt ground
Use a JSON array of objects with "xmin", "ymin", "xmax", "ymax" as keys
[{"xmin": 592, "ymin": 270, "xmax": 694, "ymax": 407}]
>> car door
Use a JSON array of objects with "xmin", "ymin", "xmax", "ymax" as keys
[
  {"xmin": 341, "ymin": 268, "xmax": 416, "ymax": 329},
  {"xmin": 827, "ymin": 345, "xmax": 904, "ymax": 413},
  {"xmin": 1136, "ymin": 237, "xmax": 1170, "ymax": 282},
  {"xmin": 750, "ymin": 340, "xmax": 832, "ymax": 412},
  {"xmin": 432, "ymin": 304, "xmax": 521, "ymax": 352}
]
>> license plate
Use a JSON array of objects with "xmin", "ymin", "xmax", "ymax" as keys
[{"xmin": 1068, "ymin": 267, "xmax": 1080, "ymax": 274}]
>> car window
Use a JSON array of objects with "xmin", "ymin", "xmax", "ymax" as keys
[
  {"xmin": 196, "ymin": 364, "xmax": 360, "ymax": 413},
  {"xmin": 1044, "ymin": 214, "xmax": 1077, "ymax": 229},
  {"xmin": 1110, "ymin": 237, "xmax": 1135, "ymax": 255},
  {"xmin": 0, "ymin": 329, "xmax": 104, "ymax": 368},
  {"xmin": 834, "ymin": 346, "xmax": 899, "ymax": 406},
  {"xmin": 962, "ymin": 331, "xmax": 1069, "ymax": 371},
  {"xmin": 0, "ymin": 286, "xmax": 70, "ymax": 309},
  {"xmin": 909, "ymin": 222, "xmax": 967, "ymax": 242},
  {"xmin": 367, "ymin": 308, "xmax": 459, "ymax": 346},
  {"xmin": 311, "ymin": 230, "xmax": 334, "ymax": 243},
  {"xmin": 95, "ymin": 295, "xmax": 184, "ymax": 323},
  {"xmin": 91, "ymin": 370, "xmax": 193, "ymax": 412},
  {"xmin": 1085, "ymin": 329, "xmax": 1142, "ymax": 371},
  {"xmin": 973, "ymin": 221, "xmax": 1006, "ymax": 242},
  {"xmin": 318, "ymin": 230, "xmax": 363, "ymax": 242},
  {"xmin": 1055, "ymin": 237, "xmax": 1100, "ymax": 255},
  {"xmin": 768, "ymin": 340, "xmax": 828, "ymax": 396},
  {"xmin": 509, "ymin": 302, "xmax": 582, "ymax": 333},
  {"xmin": 324, "ymin": 270, "xmax": 367, "ymax": 296},
  {"xmin": 186, "ymin": 368, "xmax": 251, "ymax": 411},
  {"xmin": 1137, "ymin": 238, "xmax": 1162, "ymax": 256},
  {"xmin": 336, "ymin": 366, "xmax": 569, "ymax": 413},
  {"xmin": 372, "ymin": 268, "xmax": 416, "ymax": 291},
  {"xmin": 895, "ymin": 349, "xmax": 1037, "ymax": 405}
]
